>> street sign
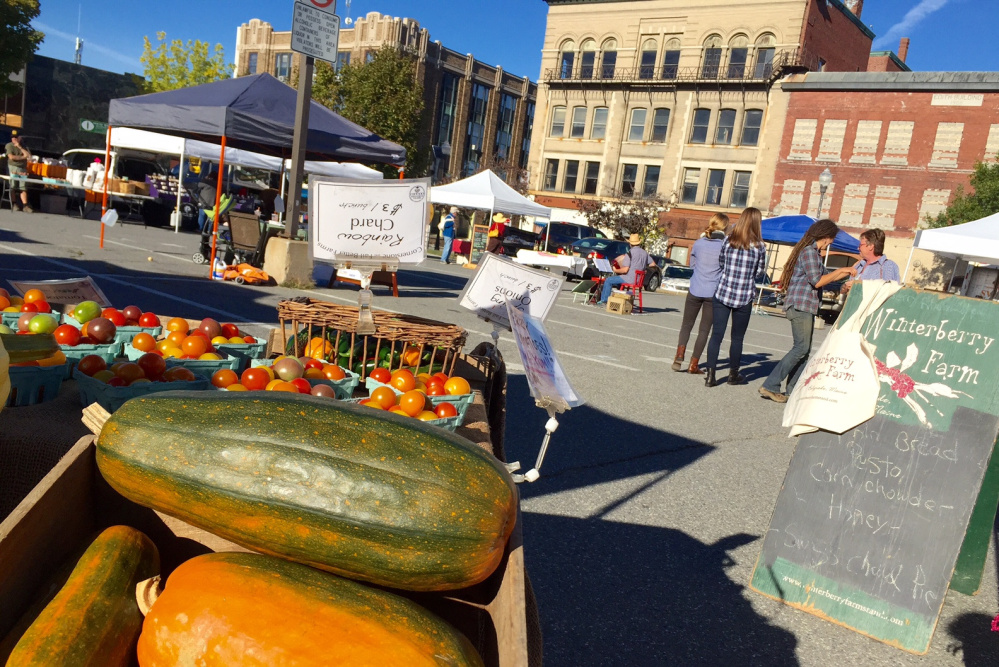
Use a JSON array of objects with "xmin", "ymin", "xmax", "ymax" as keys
[
  {"xmin": 79, "ymin": 119, "xmax": 109, "ymax": 134},
  {"xmin": 291, "ymin": 0, "xmax": 340, "ymax": 64}
]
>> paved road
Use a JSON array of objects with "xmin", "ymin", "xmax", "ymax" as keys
[{"xmin": 1, "ymin": 209, "xmax": 995, "ymax": 666}]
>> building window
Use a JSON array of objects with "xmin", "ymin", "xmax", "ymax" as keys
[
  {"xmin": 274, "ymin": 53, "xmax": 292, "ymax": 81},
  {"xmin": 701, "ymin": 35, "xmax": 722, "ymax": 79},
  {"xmin": 601, "ymin": 39, "xmax": 617, "ymax": 78},
  {"xmin": 727, "ymin": 35, "xmax": 748, "ymax": 78},
  {"xmin": 559, "ymin": 40, "xmax": 575, "ymax": 78},
  {"xmin": 715, "ymin": 109, "xmax": 736, "ymax": 144},
  {"xmin": 550, "ymin": 106, "xmax": 566, "ymax": 137},
  {"xmin": 628, "ymin": 108, "xmax": 647, "ymax": 142},
  {"xmin": 543, "ymin": 159, "xmax": 559, "ymax": 191},
  {"xmin": 520, "ymin": 101, "xmax": 535, "ymax": 169},
  {"xmin": 247, "ymin": 53, "xmax": 258, "ymax": 74},
  {"xmin": 494, "ymin": 94, "xmax": 517, "ymax": 160},
  {"xmin": 580, "ymin": 39, "xmax": 596, "ymax": 79},
  {"xmin": 639, "ymin": 39, "xmax": 657, "ymax": 79},
  {"xmin": 689, "ymin": 109, "xmax": 710, "ymax": 143},
  {"xmin": 591, "ymin": 107, "xmax": 608, "ymax": 140},
  {"xmin": 584, "ymin": 161, "xmax": 599, "ymax": 194},
  {"xmin": 741, "ymin": 109, "xmax": 763, "ymax": 146},
  {"xmin": 436, "ymin": 72, "xmax": 459, "ymax": 148},
  {"xmin": 706, "ymin": 169, "xmax": 726, "ymax": 205},
  {"xmin": 570, "ymin": 106, "xmax": 587, "ymax": 138},
  {"xmin": 651, "ymin": 108, "xmax": 670, "ymax": 143},
  {"xmin": 662, "ymin": 38, "xmax": 681, "ymax": 79},
  {"xmin": 754, "ymin": 34, "xmax": 775, "ymax": 78},
  {"xmin": 365, "ymin": 51, "xmax": 375, "ymax": 63},
  {"xmin": 463, "ymin": 83, "xmax": 489, "ymax": 175},
  {"xmin": 731, "ymin": 171, "xmax": 751, "ymax": 208},
  {"xmin": 336, "ymin": 51, "xmax": 351, "ymax": 72},
  {"xmin": 642, "ymin": 166, "xmax": 660, "ymax": 197},
  {"xmin": 563, "ymin": 160, "xmax": 579, "ymax": 192},
  {"xmin": 621, "ymin": 163, "xmax": 638, "ymax": 196},
  {"xmin": 681, "ymin": 168, "xmax": 700, "ymax": 203}
]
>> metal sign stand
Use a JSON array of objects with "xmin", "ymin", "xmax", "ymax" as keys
[{"xmin": 333, "ymin": 257, "xmax": 399, "ymax": 334}]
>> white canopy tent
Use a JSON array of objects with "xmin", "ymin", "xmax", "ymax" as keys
[
  {"xmin": 903, "ymin": 211, "xmax": 999, "ymax": 284},
  {"xmin": 429, "ymin": 169, "xmax": 551, "ymax": 218}
]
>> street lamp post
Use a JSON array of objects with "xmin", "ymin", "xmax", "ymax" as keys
[{"xmin": 816, "ymin": 168, "xmax": 833, "ymax": 219}]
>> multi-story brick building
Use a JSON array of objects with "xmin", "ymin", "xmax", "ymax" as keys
[
  {"xmin": 526, "ymin": 0, "xmax": 875, "ymax": 259},
  {"xmin": 770, "ymin": 72, "xmax": 999, "ymax": 277},
  {"xmin": 235, "ymin": 12, "xmax": 537, "ymax": 184}
]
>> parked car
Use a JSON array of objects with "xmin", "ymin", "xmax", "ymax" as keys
[
  {"xmin": 539, "ymin": 222, "xmax": 607, "ymax": 254},
  {"xmin": 660, "ymin": 265, "xmax": 694, "ymax": 293},
  {"xmin": 501, "ymin": 226, "xmax": 541, "ymax": 257},
  {"xmin": 570, "ymin": 237, "xmax": 663, "ymax": 292},
  {"xmin": 758, "ymin": 250, "xmax": 861, "ymax": 323}
]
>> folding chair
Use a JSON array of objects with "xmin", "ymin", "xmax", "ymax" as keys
[
  {"xmin": 227, "ymin": 211, "xmax": 266, "ymax": 267},
  {"xmin": 620, "ymin": 270, "xmax": 646, "ymax": 313}
]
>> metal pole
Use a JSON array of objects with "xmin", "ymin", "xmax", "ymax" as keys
[
  {"xmin": 816, "ymin": 188, "xmax": 826, "ymax": 220},
  {"xmin": 174, "ymin": 145, "xmax": 184, "ymax": 233},
  {"xmin": 99, "ymin": 125, "xmax": 112, "ymax": 249},
  {"xmin": 208, "ymin": 135, "xmax": 227, "ymax": 279},
  {"xmin": 901, "ymin": 230, "xmax": 920, "ymax": 284},
  {"xmin": 287, "ymin": 55, "xmax": 315, "ymax": 240}
]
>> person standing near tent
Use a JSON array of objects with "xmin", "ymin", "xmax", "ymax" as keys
[
  {"xmin": 5, "ymin": 131, "xmax": 33, "ymax": 213},
  {"xmin": 487, "ymin": 213, "xmax": 508, "ymax": 254},
  {"xmin": 440, "ymin": 206, "xmax": 457, "ymax": 264},
  {"xmin": 841, "ymin": 228, "xmax": 900, "ymax": 293},
  {"xmin": 759, "ymin": 219, "xmax": 857, "ymax": 403}
]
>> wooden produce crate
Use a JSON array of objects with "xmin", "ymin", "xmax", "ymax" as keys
[
  {"xmin": 277, "ymin": 298, "xmax": 467, "ymax": 380},
  {"xmin": 0, "ymin": 434, "xmax": 534, "ymax": 667}
]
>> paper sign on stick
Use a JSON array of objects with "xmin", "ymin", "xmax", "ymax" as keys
[
  {"xmin": 308, "ymin": 177, "xmax": 430, "ymax": 264},
  {"xmin": 9, "ymin": 277, "xmax": 112, "ymax": 307},
  {"xmin": 504, "ymin": 298, "xmax": 582, "ymax": 412},
  {"xmin": 459, "ymin": 252, "xmax": 563, "ymax": 330}
]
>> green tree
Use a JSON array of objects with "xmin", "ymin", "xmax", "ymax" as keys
[
  {"xmin": 575, "ymin": 192, "xmax": 673, "ymax": 253},
  {"xmin": 140, "ymin": 32, "xmax": 232, "ymax": 93},
  {"xmin": 312, "ymin": 47, "xmax": 428, "ymax": 177},
  {"xmin": 0, "ymin": 0, "xmax": 44, "ymax": 98},
  {"xmin": 927, "ymin": 158, "xmax": 999, "ymax": 228}
]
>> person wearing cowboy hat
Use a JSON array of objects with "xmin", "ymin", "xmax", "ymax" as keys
[
  {"xmin": 598, "ymin": 233, "xmax": 656, "ymax": 305},
  {"xmin": 486, "ymin": 212, "xmax": 508, "ymax": 254},
  {"xmin": 5, "ymin": 130, "xmax": 34, "ymax": 213}
]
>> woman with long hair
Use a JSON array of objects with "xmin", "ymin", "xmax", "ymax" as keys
[
  {"xmin": 704, "ymin": 208, "xmax": 767, "ymax": 387},
  {"xmin": 758, "ymin": 219, "xmax": 857, "ymax": 402},
  {"xmin": 672, "ymin": 213, "xmax": 729, "ymax": 374}
]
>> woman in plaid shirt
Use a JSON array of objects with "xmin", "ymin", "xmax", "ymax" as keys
[
  {"xmin": 758, "ymin": 219, "xmax": 856, "ymax": 403},
  {"xmin": 704, "ymin": 208, "xmax": 767, "ymax": 388}
]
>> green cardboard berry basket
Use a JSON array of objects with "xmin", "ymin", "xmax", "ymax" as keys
[
  {"xmin": 163, "ymin": 354, "xmax": 240, "ymax": 375},
  {"xmin": 216, "ymin": 337, "xmax": 267, "ymax": 369},
  {"xmin": 363, "ymin": 377, "xmax": 474, "ymax": 422},
  {"xmin": 73, "ymin": 368, "xmax": 210, "ymax": 413},
  {"xmin": 342, "ymin": 397, "xmax": 462, "ymax": 432},
  {"xmin": 5, "ymin": 364, "xmax": 66, "ymax": 407},
  {"xmin": 250, "ymin": 358, "xmax": 359, "ymax": 399},
  {"xmin": 60, "ymin": 341, "xmax": 124, "ymax": 379}
]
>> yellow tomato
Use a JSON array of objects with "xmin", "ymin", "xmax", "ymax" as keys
[
  {"xmin": 226, "ymin": 383, "xmax": 248, "ymax": 391},
  {"xmin": 444, "ymin": 376, "xmax": 471, "ymax": 395},
  {"xmin": 3, "ymin": 307, "xmax": 19, "ymax": 313},
  {"xmin": 416, "ymin": 410, "xmax": 439, "ymax": 421},
  {"xmin": 265, "ymin": 378, "xmax": 284, "ymax": 391},
  {"xmin": 36, "ymin": 350, "xmax": 67, "ymax": 367},
  {"xmin": 229, "ymin": 336, "xmax": 245, "ymax": 344},
  {"xmin": 303, "ymin": 368, "xmax": 325, "ymax": 379},
  {"xmin": 163, "ymin": 347, "xmax": 185, "ymax": 359},
  {"xmin": 260, "ymin": 365, "xmax": 275, "ymax": 380},
  {"xmin": 199, "ymin": 352, "xmax": 222, "ymax": 360},
  {"xmin": 211, "ymin": 336, "xmax": 229, "ymax": 346}
]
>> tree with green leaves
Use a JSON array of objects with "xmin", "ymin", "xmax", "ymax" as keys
[
  {"xmin": 927, "ymin": 158, "xmax": 999, "ymax": 228},
  {"xmin": 312, "ymin": 46, "xmax": 428, "ymax": 177},
  {"xmin": 575, "ymin": 193, "xmax": 672, "ymax": 253},
  {"xmin": 140, "ymin": 32, "xmax": 232, "ymax": 93},
  {"xmin": 0, "ymin": 0, "xmax": 44, "ymax": 98}
]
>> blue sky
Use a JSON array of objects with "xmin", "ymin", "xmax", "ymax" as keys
[{"xmin": 31, "ymin": 0, "xmax": 999, "ymax": 80}]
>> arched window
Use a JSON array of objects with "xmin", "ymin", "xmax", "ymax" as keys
[
  {"xmin": 754, "ymin": 33, "xmax": 776, "ymax": 78},
  {"xmin": 662, "ymin": 38, "xmax": 681, "ymax": 79},
  {"xmin": 580, "ymin": 39, "xmax": 596, "ymax": 79},
  {"xmin": 601, "ymin": 38, "xmax": 617, "ymax": 79},
  {"xmin": 639, "ymin": 38, "xmax": 657, "ymax": 79},
  {"xmin": 559, "ymin": 39, "xmax": 575, "ymax": 79},
  {"xmin": 727, "ymin": 34, "xmax": 749, "ymax": 78},
  {"xmin": 701, "ymin": 34, "xmax": 722, "ymax": 79}
]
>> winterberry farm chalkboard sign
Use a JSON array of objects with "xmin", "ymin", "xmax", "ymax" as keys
[{"xmin": 750, "ymin": 286, "xmax": 999, "ymax": 654}]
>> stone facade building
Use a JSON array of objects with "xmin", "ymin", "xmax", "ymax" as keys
[{"xmin": 235, "ymin": 12, "xmax": 537, "ymax": 183}]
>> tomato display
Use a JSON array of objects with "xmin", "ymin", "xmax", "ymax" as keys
[{"xmin": 54, "ymin": 324, "xmax": 82, "ymax": 347}]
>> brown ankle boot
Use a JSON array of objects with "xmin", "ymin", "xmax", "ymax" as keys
[
  {"xmin": 671, "ymin": 345, "xmax": 686, "ymax": 372},
  {"xmin": 688, "ymin": 358, "xmax": 703, "ymax": 375}
]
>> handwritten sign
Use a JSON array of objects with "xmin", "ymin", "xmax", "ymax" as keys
[
  {"xmin": 309, "ymin": 176, "xmax": 430, "ymax": 264},
  {"xmin": 505, "ymin": 298, "xmax": 582, "ymax": 412},
  {"xmin": 9, "ymin": 277, "xmax": 111, "ymax": 307},
  {"xmin": 470, "ymin": 224, "xmax": 489, "ymax": 264},
  {"xmin": 458, "ymin": 252, "xmax": 562, "ymax": 330},
  {"xmin": 750, "ymin": 287, "xmax": 999, "ymax": 653}
]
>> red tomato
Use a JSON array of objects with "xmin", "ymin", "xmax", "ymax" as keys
[
  {"xmin": 76, "ymin": 354, "xmax": 107, "ymax": 376},
  {"xmin": 138, "ymin": 312, "xmax": 161, "ymax": 327},
  {"xmin": 221, "ymin": 323, "xmax": 240, "ymax": 338},
  {"xmin": 435, "ymin": 402, "xmax": 458, "ymax": 419},
  {"xmin": 242, "ymin": 335, "xmax": 256, "ymax": 344},
  {"xmin": 290, "ymin": 378, "xmax": 312, "ymax": 394},
  {"xmin": 425, "ymin": 381, "xmax": 446, "ymax": 396},
  {"xmin": 211, "ymin": 369, "xmax": 239, "ymax": 388},
  {"xmin": 433, "ymin": 372, "xmax": 450, "ymax": 383},
  {"xmin": 303, "ymin": 358, "xmax": 324, "ymax": 370},
  {"xmin": 368, "ymin": 367, "xmax": 391, "ymax": 384},
  {"xmin": 114, "ymin": 362, "xmax": 146, "ymax": 385},
  {"xmin": 106, "ymin": 310, "xmax": 127, "ymax": 326},
  {"xmin": 101, "ymin": 307, "xmax": 120, "ymax": 319},
  {"xmin": 241, "ymin": 367, "xmax": 270, "ymax": 391},
  {"xmin": 163, "ymin": 366, "xmax": 197, "ymax": 383},
  {"xmin": 20, "ymin": 303, "xmax": 38, "ymax": 313},
  {"xmin": 136, "ymin": 353, "xmax": 166, "ymax": 380},
  {"xmin": 54, "ymin": 324, "xmax": 82, "ymax": 347},
  {"xmin": 33, "ymin": 300, "xmax": 52, "ymax": 314},
  {"xmin": 107, "ymin": 376, "xmax": 128, "ymax": 387}
]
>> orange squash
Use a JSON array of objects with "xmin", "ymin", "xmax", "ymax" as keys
[{"xmin": 137, "ymin": 552, "xmax": 483, "ymax": 667}]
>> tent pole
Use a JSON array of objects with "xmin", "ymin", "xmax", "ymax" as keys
[
  {"xmin": 947, "ymin": 259, "xmax": 960, "ymax": 294},
  {"xmin": 174, "ymin": 145, "xmax": 185, "ymax": 233},
  {"xmin": 901, "ymin": 230, "xmax": 920, "ymax": 284},
  {"xmin": 278, "ymin": 160, "xmax": 286, "ymax": 224},
  {"xmin": 99, "ymin": 125, "xmax": 112, "ymax": 249},
  {"xmin": 209, "ymin": 135, "xmax": 227, "ymax": 280}
]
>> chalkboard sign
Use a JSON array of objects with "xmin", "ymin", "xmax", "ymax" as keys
[
  {"xmin": 750, "ymin": 286, "xmax": 999, "ymax": 654},
  {"xmin": 470, "ymin": 224, "xmax": 489, "ymax": 265}
]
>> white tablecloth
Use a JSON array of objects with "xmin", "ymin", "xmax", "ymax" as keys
[{"xmin": 513, "ymin": 249, "xmax": 587, "ymax": 277}]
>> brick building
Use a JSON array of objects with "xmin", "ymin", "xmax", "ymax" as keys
[
  {"xmin": 770, "ymin": 72, "xmax": 999, "ymax": 278},
  {"xmin": 235, "ymin": 13, "xmax": 537, "ymax": 184}
]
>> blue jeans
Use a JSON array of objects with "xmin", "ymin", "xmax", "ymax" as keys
[
  {"xmin": 600, "ymin": 275, "xmax": 627, "ymax": 302},
  {"xmin": 198, "ymin": 209, "xmax": 210, "ymax": 233},
  {"xmin": 763, "ymin": 307, "xmax": 815, "ymax": 394},
  {"xmin": 441, "ymin": 236, "xmax": 454, "ymax": 263},
  {"xmin": 705, "ymin": 301, "xmax": 752, "ymax": 371}
]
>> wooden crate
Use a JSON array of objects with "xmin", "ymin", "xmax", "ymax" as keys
[
  {"xmin": 0, "ymin": 435, "xmax": 533, "ymax": 666},
  {"xmin": 607, "ymin": 291, "xmax": 633, "ymax": 315}
]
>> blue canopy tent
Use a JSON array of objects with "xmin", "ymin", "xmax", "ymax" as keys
[{"xmin": 761, "ymin": 215, "xmax": 860, "ymax": 253}]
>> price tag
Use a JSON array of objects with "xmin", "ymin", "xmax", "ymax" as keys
[
  {"xmin": 458, "ymin": 252, "xmax": 563, "ymax": 330},
  {"xmin": 9, "ymin": 277, "xmax": 112, "ymax": 306}
]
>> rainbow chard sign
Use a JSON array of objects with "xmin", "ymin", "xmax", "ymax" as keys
[{"xmin": 751, "ymin": 286, "xmax": 999, "ymax": 654}]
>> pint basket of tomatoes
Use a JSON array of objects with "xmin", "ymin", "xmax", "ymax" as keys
[
  {"xmin": 73, "ymin": 356, "xmax": 210, "ymax": 413},
  {"xmin": 364, "ymin": 369, "xmax": 475, "ymax": 422},
  {"xmin": 5, "ymin": 364, "xmax": 66, "ymax": 407},
  {"xmin": 248, "ymin": 357, "xmax": 360, "ymax": 399}
]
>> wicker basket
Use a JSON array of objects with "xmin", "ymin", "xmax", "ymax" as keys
[{"xmin": 276, "ymin": 298, "xmax": 467, "ymax": 380}]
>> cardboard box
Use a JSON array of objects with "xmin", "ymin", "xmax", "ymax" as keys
[
  {"xmin": 119, "ymin": 182, "xmax": 138, "ymax": 195},
  {"xmin": 132, "ymin": 182, "xmax": 150, "ymax": 196},
  {"xmin": 607, "ymin": 291, "xmax": 633, "ymax": 315},
  {"xmin": 39, "ymin": 194, "xmax": 68, "ymax": 215}
]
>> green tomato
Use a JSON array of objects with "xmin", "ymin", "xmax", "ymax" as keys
[
  {"xmin": 0, "ymin": 323, "xmax": 14, "ymax": 334},
  {"xmin": 28, "ymin": 314, "xmax": 59, "ymax": 335},
  {"xmin": 73, "ymin": 300, "xmax": 101, "ymax": 324}
]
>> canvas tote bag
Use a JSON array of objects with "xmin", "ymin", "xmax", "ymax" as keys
[{"xmin": 782, "ymin": 280, "xmax": 901, "ymax": 437}]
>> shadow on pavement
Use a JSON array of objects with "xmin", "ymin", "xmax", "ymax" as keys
[
  {"xmin": 944, "ymin": 613, "xmax": 998, "ymax": 667},
  {"xmin": 0, "ymin": 228, "xmax": 46, "ymax": 245}
]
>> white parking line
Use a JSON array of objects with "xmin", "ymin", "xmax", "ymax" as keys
[
  {"xmin": 464, "ymin": 326, "xmax": 639, "ymax": 372},
  {"xmin": 82, "ymin": 235, "xmax": 191, "ymax": 264}
]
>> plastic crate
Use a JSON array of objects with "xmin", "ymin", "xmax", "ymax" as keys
[
  {"xmin": 251, "ymin": 359, "xmax": 359, "ymax": 399},
  {"xmin": 216, "ymin": 337, "xmax": 267, "ymax": 369},
  {"xmin": 73, "ymin": 368, "xmax": 210, "ymax": 413},
  {"xmin": 61, "ymin": 342, "xmax": 123, "ymax": 379},
  {"xmin": 5, "ymin": 365, "xmax": 65, "ymax": 407},
  {"xmin": 342, "ymin": 398, "xmax": 462, "ymax": 432}
]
